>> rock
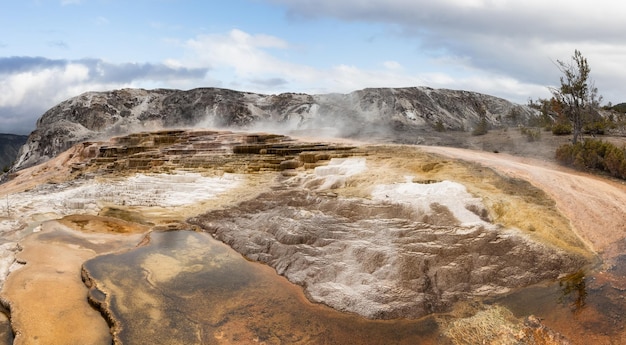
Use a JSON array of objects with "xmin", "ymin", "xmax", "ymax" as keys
[
  {"xmin": 0, "ymin": 127, "xmax": 603, "ymax": 342},
  {"xmin": 188, "ymin": 188, "xmax": 585, "ymax": 319},
  {"xmin": 0, "ymin": 242, "xmax": 20, "ymax": 291},
  {"xmin": 521, "ymin": 315, "xmax": 572, "ymax": 345},
  {"xmin": 11, "ymin": 87, "xmax": 538, "ymax": 172},
  {"xmin": 441, "ymin": 305, "xmax": 572, "ymax": 345},
  {"xmin": 0, "ymin": 134, "xmax": 27, "ymax": 173}
]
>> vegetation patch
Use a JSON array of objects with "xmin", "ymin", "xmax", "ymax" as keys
[
  {"xmin": 471, "ymin": 117, "xmax": 489, "ymax": 136},
  {"xmin": 442, "ymin": 305, "xmax": 523, "ymax": 345},
  {"xmin": 519, "ymin": 127, "xmax": 541, "ymax": 142},
  {"xmin": 556, "ymin": 139, "xmax": 626, "ymax": 180},
  {"xmin": 551, "ymin": 122, "xmax": 573, "ymax": 136}
]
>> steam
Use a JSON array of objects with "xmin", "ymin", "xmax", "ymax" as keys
[{"xmin": 13, "ymin": 86, "xmax": 536, "ymax": 172}]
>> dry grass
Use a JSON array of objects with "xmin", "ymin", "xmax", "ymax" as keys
[{"xmin": 442, "ymin": 305, "xmax": 523, "ymax": 345}]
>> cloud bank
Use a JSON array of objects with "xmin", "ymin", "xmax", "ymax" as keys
[
  {"xmin": 268, "ymin": 0, "xmax": 626, "ymax": 99},
  {"xmin": 3, "ymin": 0, "xmax": 625, "ymax": 134},
  {"xmin": 0, "ymin": 57, "xmax": 207, "ymax": 134}
]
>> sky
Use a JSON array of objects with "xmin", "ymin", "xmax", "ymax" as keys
[{"xmin": 1, "ymin": 0, "xmax": 624, "ymax": 134}]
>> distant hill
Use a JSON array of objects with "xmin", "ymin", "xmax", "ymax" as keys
[
  {"xmin": 610, "ymin": 103, "xmax": 626, "ymax": 113},
  {"xmin": 11, "ymin": 87, "xmax": 539, "ymax": 171},
  {"xmin": 0, "ymin": 134, "xmax": 28, "ymax": 171}
]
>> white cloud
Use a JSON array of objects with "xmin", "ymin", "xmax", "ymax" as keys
[
  {"xmin": 155, "ymin": 27, "xmax": 548, "ymax": 104},
  {"xmin": 0, "ymin": 63, "xmax": 126, "ymax": 133},
  {"xmin": 182, "ymin": 29, "xmax": 290, "ymax": 74},
  {"xmin": 319, "ymin": 64, "xmax": 417, "ymax": 92},
  {"xmin": 268, "ymin": 0, "xmax": 626, "ymax": 103},
  {"xmin": 170, "ymin": 28, "xmax": 548, "ymax": 102},
  {"xmin": 0, "ymin": 64, "xmax": 90, "ymax": 108},
  {"xmin": 171, "ymin": 29, "xmax": 322, "ymax": 92},
  {"xmin": 0, "ymin": 57, "xmax": 208, "ymax": 133},
  {"xmin": 272, "ymin": 0, "xmax": 626, "ymax": 39}
]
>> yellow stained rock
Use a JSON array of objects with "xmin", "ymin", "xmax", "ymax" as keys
[{"xmin": 1, "ymin": 220, "xmax": 146, "ymax": 345}]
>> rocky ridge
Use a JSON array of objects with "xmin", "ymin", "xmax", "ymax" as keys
[{"xmin": 11, "ymin": 87, "xmax": 537, "ymax": 172}]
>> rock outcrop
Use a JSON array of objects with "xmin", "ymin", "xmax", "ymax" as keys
[
  {"xmin": 12, "ymin": 87, "xmax": 537, "ymax": 171},
  {"xmin": 0, "ymin": 134, "xmax": 27, "ymax": 171},
  {"xmin": 188, "ymin": 187, "xmax": 585, "ymax": 319}
]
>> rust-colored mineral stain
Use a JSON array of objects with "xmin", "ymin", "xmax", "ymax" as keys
[
  {"xmin": 495, "ymin": 266, "xmax": 626, "ymax": 345},
  {"xmin": 82, "ymin": 230, "xmax": 440, "ymax": 345},
  {"xmin": 0, "ymin": 220, "xmax": 146, "ymax": 345},
  {"xmin": 58, "ymin": 214, "xmax": 150, "ymax": 234}
]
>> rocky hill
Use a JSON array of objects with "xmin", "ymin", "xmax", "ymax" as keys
[
  {"xmin": 11, "ymin": 87, "xmax": 538, "ymax": 171},
  {"xmin": 0, "ymin": 134, "xmax": 28, "ymax": 171}
]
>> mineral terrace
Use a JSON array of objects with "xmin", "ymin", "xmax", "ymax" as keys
[{"xmin": 0, "ymin": 129, "xmax": 605, "ymax": 344}]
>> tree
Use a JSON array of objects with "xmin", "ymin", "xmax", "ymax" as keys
[{"xmin": 550, "ymin": 49, "xmax": 602, "ymax": 144}]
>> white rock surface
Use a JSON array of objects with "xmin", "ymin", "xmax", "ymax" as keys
[
  {"xmin": 190, "ymin": 157, "xmax": 585, "ymax": 319},
  {"xmin": 372, "ymin": 179, "xmax": 487, "ymax": 226},
  {"xmin": 0, "ymin": 171, "xmax": 241, "ymax": 291}
]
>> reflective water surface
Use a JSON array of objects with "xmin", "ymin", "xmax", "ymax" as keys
[
  {"xmin": 494, "ymin": 264, "xmax": 626, "ymax": 344},
  {"xmin": 82, "ymin": 230, "xmax": 441, "ymax": 345},
  {"xmin": 0, "ymin": 223, "xmax": 621, "ymax": 345}
]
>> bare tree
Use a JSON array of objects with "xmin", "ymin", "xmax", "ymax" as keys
[{"xmin": 550, "ymin": 49, "xmax": 602, "ymax": 144}]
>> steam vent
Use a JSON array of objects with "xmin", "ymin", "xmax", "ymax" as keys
[{"xmin": 1, "ymin": 128, "xmax": 625, "ymax": 344}]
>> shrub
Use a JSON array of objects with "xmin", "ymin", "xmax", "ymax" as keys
[
  {"xmin": 555, "ymin": 144, "xmax": 575, "ymax": 165},
  {"xmin": 434, "ymin": 120, "xmax": 446, "ymax": 132},
  {"xmin": 551, "ymin": 122, "xmax": 572, "ymax": 135},
  {"xmin": 556, "ymin": 139, "xmax": 626, "ymax": 179},
  {"xmin": 472, "ymin": 117, "xmax": 489, "ymax": 136},
  {"xmin": 506, "ymin": 107, "xmax": 521, "ymax": 124},
  {"xmin": 604, "ymin": 145, "xmax": 626, "ymax": 178},
  {"xmin": 519, "ymin": 127, "xmax": 541, "ymax": 142},
  {"xmin": 583, "ymin": 120, "xmax": 607, "ymax": 135}
]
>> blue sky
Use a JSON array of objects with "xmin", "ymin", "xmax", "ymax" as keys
[{"xmin": 1, "ymin": 0, "xmax": 624, "ymax": 134}]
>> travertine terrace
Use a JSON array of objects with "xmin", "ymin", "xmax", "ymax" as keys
[{"xmin": 0, "ymin": 128, "xmax": 622, "ymax": 344}]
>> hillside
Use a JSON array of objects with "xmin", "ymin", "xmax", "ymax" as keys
[
  {"xmin": 11, "ymin": 87, "xmax": 538, "ymax": 171},
  {"xmin": 0, "ymin": 134, "xmax": 27, "ymax": 172}
]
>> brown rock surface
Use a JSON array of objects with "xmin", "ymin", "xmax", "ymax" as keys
[
  {"xmin": 0, "ymin": 218, "xmax": 146, "ymax": 345},
  {"xmin": 188, "ymin": 145, "xmax": 591, "ymax": 319},
  {"xmin": 2, "ymin": 129, "xmax": 624, "ymax": 344}
]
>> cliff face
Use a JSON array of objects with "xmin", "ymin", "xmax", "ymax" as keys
[
  {"xmin": 12, "ymin": 87, "xmax": 537, "ymax": 171},
  {"xmin": 0, "ymin": 134, "xmax": 28, "ymax": 171}
]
